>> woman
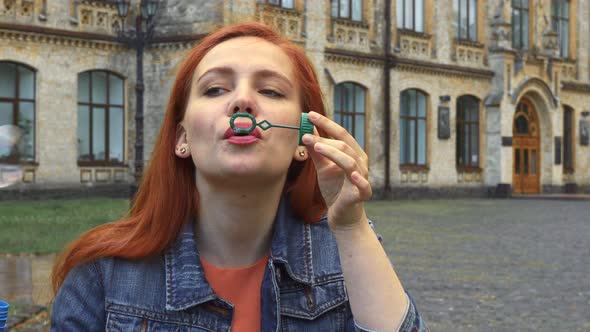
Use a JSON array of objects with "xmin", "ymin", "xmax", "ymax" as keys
[{"xmin": 51, "ymin": 22, "xmax": 428, "ymax": 331}]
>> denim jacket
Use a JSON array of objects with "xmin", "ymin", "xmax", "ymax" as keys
[{"xmin": 51, "ymin": 198, "xmax": 428, "ymax": 331}]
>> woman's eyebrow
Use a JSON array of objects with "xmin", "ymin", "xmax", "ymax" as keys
[
  {"xmin": 195, "ymin": 66, "xmax": 293, "ymax": 88},
  {"xmin": 196, "ymin": 66, "xmax": 234, "ymax": 84},
  {"xmin": 254, "ymin": 69, "xmax": 294, "ymax": 88}
]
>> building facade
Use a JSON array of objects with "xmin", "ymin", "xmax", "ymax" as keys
[{"xmin": 0, "ymin": 0, "xmax": 589, "ymax": 198}]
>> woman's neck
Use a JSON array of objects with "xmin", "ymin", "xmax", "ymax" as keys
[{"xmin": 193, "ymin": 174, "xmax": 286, "ymax": 268}]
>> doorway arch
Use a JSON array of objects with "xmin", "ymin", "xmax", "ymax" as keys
[{"xmin": 512, "ymin": 98, "xmax": 541, "ymax": 194}]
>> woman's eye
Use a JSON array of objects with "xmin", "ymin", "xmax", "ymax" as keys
[
  {"xmin": 260, "ymin": 89, "xmax": 284, "ymax": 98},
  {"xmin": 204, "ymin": 87, "xmax": 227, "ymax": 97}
]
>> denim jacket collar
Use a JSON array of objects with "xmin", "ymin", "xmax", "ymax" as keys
[{"xmin": 164, "ymin": 196, "xmax": 316, "ymax": 311}]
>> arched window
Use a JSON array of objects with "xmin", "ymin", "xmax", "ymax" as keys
[
  {"xmin": 400, "ymin": 89, "xmax": 427, "ymax": 166},
  {"xmin": 334, "ymin": 82, "xmax": 366, "ymax": 149},
  {"xmin": 77, "ymin": 70, "xmax": 125, "ymax": 165},
  {"xmin": 397, "ymin": 0, "xmax": 424, "ymax": 32},
  {"xmin": 563, "ymin": 105, "xmax": 574, "ymax": 173},
  {"xmin": 0, "ymin": 61, "xmax": 36, "ymax": 162},
  {"xmin": 456, "ymin": 95, "xmax": 480, "ymax": 168},
  {"xmin": 552, "ymin": 0, "xmax": 570, "ymax": 57}
]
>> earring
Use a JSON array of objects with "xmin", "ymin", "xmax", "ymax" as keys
[
  {"xmin": 298, "ymin": 150, "xmax": 305, "ymax": 157},
  {"xmin": 180, "ymin": 147, "xmax": 187, "ymax": 154}
]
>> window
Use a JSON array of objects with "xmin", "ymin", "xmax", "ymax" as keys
[
  {"xmin": 331, "ymin": 0, "xmax": 363, "ymax": 21},
  {"xmin": 456, "ymin": 96, "xmax": 480, "ymax": 168},
  {"xmin": 400, "ymin": 89, "xmax": 427, "ymax": 166},
  {"xmin": 396, "ymin": 0, "xmax": 424, "ymax": 32},
  {"xmin": 0, "ymin": 62, "xmax": 35, "ymax": 163},
  {"xmin": 453, "ymin": 0, "xmax": 477, "ymax": 41},
  {"xmin": 512, "ymin": 0, "xmax": 529, "ymax": 49},
  {"xmin": 265, "ymin": 0, "xmax": 294, "ymax": 9},
  {"xmin": 77, "ymin": 71, "xmax": 125, "ymax": 164},
  {"xmin": 334, "ymin": 82, "xmax": 366, "ymax": 149},
  {"xmin": 563, "ymin": 106, "xmax": 574, "ymax": 172},
  {"xmin": 552, "ymin": 0, "xmax": 570, "ymax": 57}
]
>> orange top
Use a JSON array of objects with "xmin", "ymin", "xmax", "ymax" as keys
[{"xmin": 200, "ymin": 252, "xmax": 270, "ymax": 332}]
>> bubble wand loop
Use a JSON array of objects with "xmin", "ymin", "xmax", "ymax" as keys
[{"xmin": 230, "ymin": 113, "xmax": 314, "ymax": 145}]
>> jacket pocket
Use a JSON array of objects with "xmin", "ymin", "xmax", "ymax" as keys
[
  {"xmin": 107, "ymin": 312, "xmax": 183, "ymax": 332},
  {"xmin": 279, "ymin": 278, "xmax": 348, "ymax": 318}
]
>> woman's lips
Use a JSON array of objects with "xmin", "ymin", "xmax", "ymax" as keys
[
  {"xmin": 223, "ymin": 122, "xmax": 262, "ymax": 145},
  {"xmin": 226, "ymin": 135, "xmax": 260, "ymax": 145}
]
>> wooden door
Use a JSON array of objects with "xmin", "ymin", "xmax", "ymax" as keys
[{"xmin": 513, "ymin": 99, "xmax": 541, "ymax": 194}]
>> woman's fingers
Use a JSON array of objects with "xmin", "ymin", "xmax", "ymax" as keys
[
  {"xmin": 351, "ymin": 171, "xmax": 373, "ymax": 201},
  {"xmin": 307, "ymin": 111, "xmax": 365, "ymax": 157},
  {"xmin": 312, "ymin": 141, "xmax": 372, "ymax": 202},
  {"xmin": 302, "ymin": 134, "xmax": 368, "ymax": 177}
]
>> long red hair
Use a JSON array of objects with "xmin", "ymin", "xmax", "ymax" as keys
[{"xmin": 52, "ymin": 22, "xmax": 328, "ymax": 293}]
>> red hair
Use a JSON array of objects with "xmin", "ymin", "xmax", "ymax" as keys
[{"xmin": 52, "ymin": 22, "xmax": 328, "ymax": 293}]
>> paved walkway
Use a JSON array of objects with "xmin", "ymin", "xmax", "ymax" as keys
[
  {"xmin": 372, "ymin": 199, "xmax": 590, "ymax": 332},
  {"xmin": 512, "ymin": 193, "xmax": 590, "ymax": 201}
]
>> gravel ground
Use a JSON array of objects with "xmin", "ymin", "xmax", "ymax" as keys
[{"xmin": 369, "ymin": 199, "xmax": 590, "ymax": 332}]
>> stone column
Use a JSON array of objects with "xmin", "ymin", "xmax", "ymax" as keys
[
  {"xmin": 304, "ymin": 0, "xmax": 327, "ymax": 98},
  {"xmin": 483, "ymin": 101, "xmax": 502, "ymax": 187}
]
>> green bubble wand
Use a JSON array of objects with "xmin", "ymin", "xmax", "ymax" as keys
[{"xmin": 230, "ymin": 113, "xmax": 314, "ymax": 145}]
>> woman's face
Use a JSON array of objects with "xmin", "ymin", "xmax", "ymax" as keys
[{"xmin": 177, "ymin": 36, "xmax": 306, "ymax": 184}]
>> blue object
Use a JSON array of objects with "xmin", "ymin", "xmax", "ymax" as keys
[{"xmin": 0, "ymin": 300, "xmax": 8, "ymax": 332}]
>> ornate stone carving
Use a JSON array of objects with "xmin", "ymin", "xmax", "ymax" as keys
[
  {"xmin": 400, "ymin": 170, "xmax": 428, "ymax": 184},
  {"xmin": 542, "ymin": 29, "xmax": 559, "ymax": 57},
  {"xmin": 560, "ymin": 62, "xmax": 577, "ymax": 81},
  {"xmin": 19, "ymin": 0, "xmax": 34, "ymax": 16},
  {"xmin": 398, "ymin": 31, "xmax": 432, "ymax": 60},
  {"xmin": 0, "ymin": 0, "xmax": 15, "ymax": 15},
  {"xmin": 0, "ymin": 0, "xmax": 34, "ymax": 17},
  {"xmin": 330, "ymin": 19, "xmax": 370, "ymax": 52},
  {"xmin": 76, "ymin": 1, "xmax": 119, "ymax": 33},
  {"xmin": 490, "ymin": 0, "xmax": 512, "ymax": 49},
  {"xmin": 454, "ymin": 42, "xmax": 485, "ymax": 67},
  {"xmin": 256, "ymin": 3, "xmax": 303, "ymax": 42}
]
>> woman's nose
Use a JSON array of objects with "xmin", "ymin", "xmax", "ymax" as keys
[{"xmin": 228, "ymin": 85, "xmax": 257, "ymax": 115}]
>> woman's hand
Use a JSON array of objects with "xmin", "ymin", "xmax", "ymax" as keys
[{"xmin": 301, "ymin": 111, "xmax": 372, "ymax": 229}]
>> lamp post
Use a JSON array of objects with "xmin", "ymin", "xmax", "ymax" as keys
[{"xmin": 113, "ymin": 0, "xmax": 160, "ymax": 198}]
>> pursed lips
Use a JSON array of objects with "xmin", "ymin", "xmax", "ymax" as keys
[{"xmin": 223, "ymin": 122, "xmax": 262, "ymax": 139}]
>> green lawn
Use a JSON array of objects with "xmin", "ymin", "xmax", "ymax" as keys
[
  {"xmin": 0, "ymin": 198, "xmax": 129, "ymax": 254},
  {"xmin": 0, "ymin": 198, "xmax": 404, "ymax": 255}
]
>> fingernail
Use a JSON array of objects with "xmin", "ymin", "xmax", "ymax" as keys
[
  {"xmin": 302, "ymin": 134, "xmax": 313, "ymax": 144},
  {"xmin": 308, "ymin": 112, "xmax": 319, "ymax": 121}
]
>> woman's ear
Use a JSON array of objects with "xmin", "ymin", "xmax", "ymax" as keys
[
  {"xmin": 175, "ymin": 123, "xmax": 191, "ymax": 158},
  {"xmin": 293, "ymin": 147, "xmax": 309, "ymax": 162}
]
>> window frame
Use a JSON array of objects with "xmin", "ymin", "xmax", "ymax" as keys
[
  {"xmin": 456, "ymin": 95, "xmax": 481, "ymax": 170},
  {"xmin": 397, "ymin": 0, "xmax": 425, "ymax": 33},
  {"xmin": 511, "ymin": 0, "xmax": 530, "ymax": 50},
  {"xmin": 0, "ymin": 61, "xmax": 36, "ymax": 164},
  {"xmin": 454, "ymin": 0, "xmax": 478, "ymax": 42},
  {"xmin": 264, "ymin": 0, "xmax": 294, "ymax": 9},
  {"xmin": 333, "ymin": 82, "xmax": 367, "ymax": 150},
  {"xmin": 331, "ymin": 0, "xmax": 363, "ymax": 22},
  {"xmin": 77, "ymin": 70, "xmax": 126, "ymax": 167},
  {"xmin": 551, "ymin": 0, "xmax": 570, "ymax": 58},
  {"xmin": 399, "ymin": 89, "xmax": 428, "ymax": 168}
]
